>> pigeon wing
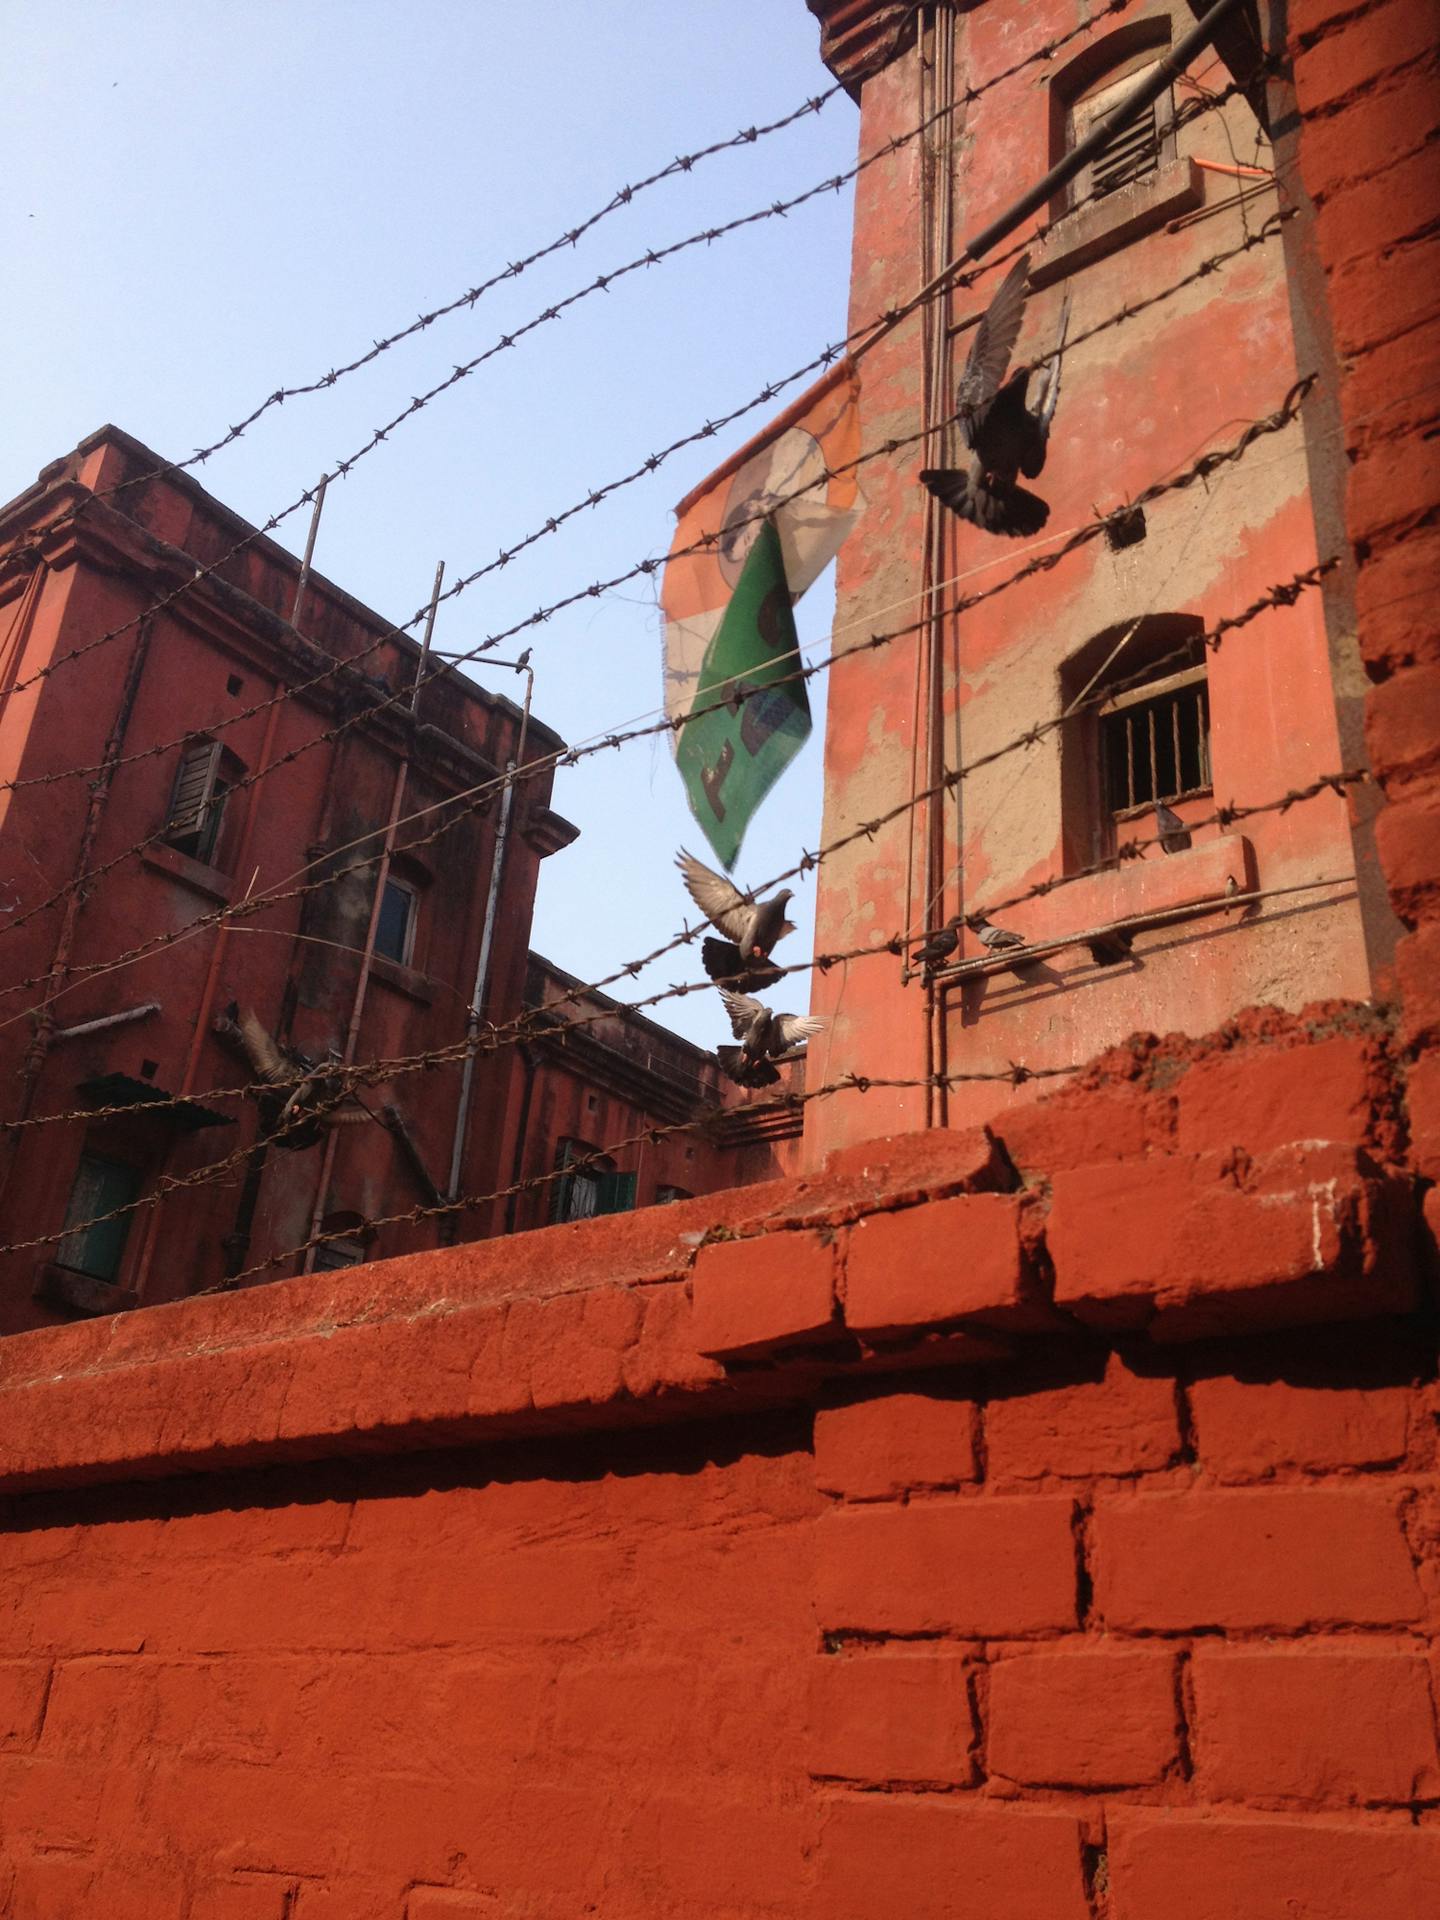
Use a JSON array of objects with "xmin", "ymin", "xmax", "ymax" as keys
[
  {"xmin": 774, "ymin": 1014, "xmax": 826, "ymax": 1047},
  {"xmin": 676, "ymin": 849, "xmax": 751, "ymax": 943},
  {"xmin": 957, "ymin": 252, "xmax": 1031, "ymax": 421},
  {"xmin": 718, "ymin": 987, "xmax": 766, "ymax": 1041}
]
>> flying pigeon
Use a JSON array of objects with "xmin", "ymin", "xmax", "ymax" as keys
[
  {"xmin": 919, "ymin": 254, "xmax": 1071, "ymax": 538},
  {"xmin": 214, "ymin": 1002, "xmax": 342, "ymax": 1151},
  {"xmin": 911, "ymin": 918, "xmax": 961, "ymax": 967},
  {"xmin": 1155, "ymin": 801, "xmax": 1192, "ymax": 854},
  {"xmin": 716, "ymin": 988, "xmax": 824, "ymax": 1088},
  {"xmin": 968, "ymin": 915, "xmax": 1029, "ymax": 953},
  {"xmin": 676, "ymin": 849, "xmax": 795, "ymax": 992}
]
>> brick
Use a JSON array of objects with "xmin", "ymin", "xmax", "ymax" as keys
[
  {"xmin": 815, "ymin": 1497, "xmax": 1078, "ymax": 1635},
  {"xmin": 993, "ymin": 1090, "xmax": 1156, "ymax": 1177},
  {"xmin": 1407, "ymin": 1050, "xmax": 1440, "ymax": 1181},
  {"xmin": 808, "ymin": 1650, "xmax": 975, "ymax": 1783},
  {"xmin": 1093, "ymin": 1487, "xmax": 1423, "ymax": 1630},
  {"xmin": 988, "ymin": 1646, "xmax": 1179, "ymax": 1788},
  {"xmin": 405, "ymin": 1894, "xmax": 503, "ymax": 1920},
  {"xmin": 191, "ymin": 1881, "xmax": 298, "ymax": 1920},
  {"xmin": 844, "ymin": 1193, "xmax": 1047, "ymax": 1333},
  {"xmin": 8, "ymin": 1855, "xmax": 95, "ymax": 1917},
  {"xmin": 1190, "ymin": 1645, "xmax": 1440, "ymax": 1804},
  {"xmin": 986, "ymin": 1352, "xmax": 1181, "ymax": 1480},
  {"xmin": 813, "ymin": 1391, "xmax": 979, "ymax": 1499},
  {"xmin": 689, "ymin": 1228, "xmax": 836, "ymax": 1357},
  {"xmin": 1301, "ymin": 58, "xmax": 1440, "ymax": 201},
  {"xmin": 1176, "ymin": 1036, "xmax": 1375, "ymax": 1156},
  {"xmin": 1366, "ymin": 663, "xmax": 1440, "ymax": 795},
  {"xmin": 1107, "ymin": 1808, "xmax": 1440, "ymax": 1920},
  {"xmin": 821, "ymin": 1124, "xmax": 1011, "ymax": 1203},
  {"xmin": 1189, "ymin": 1371, "xmax": 1410, "ymax": 1479},
  {"xmin": 0, "ymin": 1662, "xmax": 49, "ymax": 1748},
  {"xmin": 1377, "ymin": 794, "xmax": 1440, "ymax": 924},
  {"xmin": 1348, "ymin": 419, "xmax": 1440, "ymax": 550},
  {"xmin": 1398, "ymin": 921, "xmax": 1440, "ymax": 1047},
  {"xmin": 1355, "ymin": 526, "xmax": 1440, "ymax": 671},
  {"xmin": 816, "ymin": 1795, "xmax": 1090, "ymax": 1920},
  {"xmin": 621, "ymin": 1793, "xmax": 815, "ymax": 1909},
  {"xmin": 1295, "ymin": 0, "xmax": 1436, "ymax": 118}
]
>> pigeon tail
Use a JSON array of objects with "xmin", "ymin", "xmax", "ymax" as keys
[
  {"xmin": 717, "ymin": 1045, "xmax": 781, "ymax": 1088},
  {"xmin": 701, "ymin": 936, "xmax": 783, "ymax": 993},
  {"xmin": 920, "ymin": 468, "xmax": 1049, "ymax": 538}
]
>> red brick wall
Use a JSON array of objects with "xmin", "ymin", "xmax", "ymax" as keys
[{"xmin": 1, "ymin": 0, "xmax": 1438, "ymax": 1912}]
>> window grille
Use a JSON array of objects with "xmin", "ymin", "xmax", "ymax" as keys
[
  {"xmin": 56, "ymin": 1153, "xmax": 142, "ymax": 1281},
  {"xmin": 550, "ymin": 1141, "xmax": 636, "ymax": 1224},
  {"xmin": 655, "ymin": 1184, "xmax": 693, "ymax": 1205},
  {"xmin": 313, "ymin": 1235, "xmax": 367, "ymax": 1272},
  {"xmin": 1101, "ymin": 665, "xmax": 1210, "ymax": 816}
]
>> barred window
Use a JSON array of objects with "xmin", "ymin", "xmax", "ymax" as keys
[
  {"xmin": 1100, "ymin": 660, "xmax": 1211, "ymax": 817},
  {"xmin": 56, "ymin": 1153, "xmax": 142, "ymax": 1282},
  {"xmin": 550, "ymin": 1139, "xmax": 636, "ymax": 1224}
]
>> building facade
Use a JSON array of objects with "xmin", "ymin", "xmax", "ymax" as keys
[
  {"xmin": 800, "ymin": 0, "xmax": 1398, "ymax": 1161},
  {"xmin": 0, "ymin": 428, "xmax": 788, "ymax": 1336}
]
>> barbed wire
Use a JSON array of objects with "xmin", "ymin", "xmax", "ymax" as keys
[
  {"xmin": 0, "ymin": 355, "xmax": 1310, "ymax": 1039},
  {"xmin": 0, "ymin": 552, "xmax": 1335, "ymax": 1141},
  {"xmin": 0, "ymin": 187, "xmax": 1289, "ymax": 978},
  {"xmin": 0, "ymin": 57, "xmax": 1255, "ymax": 806}
]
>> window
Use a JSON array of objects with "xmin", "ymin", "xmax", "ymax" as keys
[
  {"xmin": 373, "ymin": 877, "xmax": 417, "ymax": 967},
  {"xmin": 313, "ymin": 1211, "xmax": 372, "ymax": 1270},
  {"xmin": 1060, "ymin": 617, "xmax": 1210, "ymax": 868},
  {"xmin": 1069, "ymin": 62, "xmax": 1169, "ymax": 206},
  {"xmin": 55, "ymin": 1153, "xmax": 142, "ymax": 1282},
  {"xmin": 164, "ymin": 739, "xmax": 243, "ymax": 866},
  {"xmin": 655, "ymin": 1184, "xmax": 692, "ymax": 1206},
  {"xmin": 550, "ymin": 1139, "xmax": 637, "ymax": 1224},
  {"xmin": 1101, "ymin": 662, "xmax": 1210, "ymax": 818}
]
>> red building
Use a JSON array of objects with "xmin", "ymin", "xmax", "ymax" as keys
[
  {"xmin": 801, "ymin": 0, "xmax": 1398, "ymax": 1161},
  {"xmin": 0, "ymin": 427, "xmax": 788, "ymax": 1335}
]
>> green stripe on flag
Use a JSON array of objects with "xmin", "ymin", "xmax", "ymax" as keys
[{"xmin": 675, "ymin": 519, "xmax": 811, "ymax": 871}]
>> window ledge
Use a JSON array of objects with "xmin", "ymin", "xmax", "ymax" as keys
[
  {"xmin": 140, "ymin": 841, "xmax": 235, "ymax": 905},
  {"xmin": 34, "ymin": 1264, "xmax": 138, "ymax": 1319},
  {"xmin": 1030, "ymin": 157, "xmax": 1204, "ymax": 289},
  {"xmin": 369, "ymin": 952, "xmax": 434, "ymax": 1005}
]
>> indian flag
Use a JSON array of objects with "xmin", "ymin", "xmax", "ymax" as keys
[{"xmin": 661, "ymin": 360, "xmax": 861, "ymax": 870}]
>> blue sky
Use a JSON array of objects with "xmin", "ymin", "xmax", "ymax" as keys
[{"xmin": 2, "ymin": 1, "xmax": 859, "ymax": 1047}]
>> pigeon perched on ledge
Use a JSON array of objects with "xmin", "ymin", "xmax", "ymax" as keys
[
  {"xmin": 1156, "ymin": 801, "xmax": 1193, "ymax": 854},
  {"xmin": 716, "ymin": 989, "xmax": 824, "ymax": 1088},
  {"xmin": 968, "ymin": 915, "xmax": 1029, "ymax": 953},
  {"xmin": 910, "ymin": 918, "xmax": 961, "ymax": 968},
  {"xmin": 919, "ymin": 252, "xmax": 1070, "ymax": 539},
  {"xmin": 676, "ymin": 849, "xmax": 795, "ymax": 992}
]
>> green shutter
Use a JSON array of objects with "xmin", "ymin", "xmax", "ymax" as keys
[{"xmin": 594, "ymin": 1170, "xmax": 637, "ymax": 1215}]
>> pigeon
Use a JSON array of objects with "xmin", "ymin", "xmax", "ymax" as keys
[
  {"xmin": 968, "ymin": 915, "xmax": 1029, "ymax": 953},
  {"xmin": 910, "ymin": 918, "xmax": 961, "ymax": 967},
  {"xmin": 676, "ymin": 849, "xmax": 796, "ymax": 992},
  {"xmin": 1155, "ymin": 801, "xmax": 1192, "ymax": 854},
  {"xmin": 716, "ymin": 988, "xmax": 825, "ymax": 1088},
  {"xmin": 214, "ymin": 1002, "xmax": 341, "ymax": 1150},
  {"xmin": 919, "ymin": 253, "xmax": 1071, "ymax": 538}
]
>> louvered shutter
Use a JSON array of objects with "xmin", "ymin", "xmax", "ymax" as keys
[
  {"xmin": 167, "ymin": 741, "xmax": 223, "ymax": 842},
  {"xmin": 1071, "ymin": 61, "xmax": 1166, "ymax": 205}
]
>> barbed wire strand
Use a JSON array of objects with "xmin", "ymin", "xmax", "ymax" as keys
[
  {"xmin": 0, "ymin": 190, "xmax": 1291, "ymax": 981},
  {"xmin": 0, "ymin": 360, "xmax": 1312, "ymax": 1041},
  {"xmin": 0, "ymin": 62, "xmax": 1258, "ymax": 796},
  {"xmin": 1, "ymin": 557, "xmax": 1342, "ymax": 1146}
]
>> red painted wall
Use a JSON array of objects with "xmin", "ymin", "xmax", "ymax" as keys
[{"xmin": 0, "ymin": 0, "xmax": 1437, "ymax": 1911}]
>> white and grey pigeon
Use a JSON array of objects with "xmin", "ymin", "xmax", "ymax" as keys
[
  {"xmin": 676, "ymin": 848, "xmax": 795, "ymax": 993},
  {"xmin": 1155, "ymin": 801, "xmax": 1192, "ymax": 854},
  {"xmin": 968, "ymin": 914, "xmax": 1029, "ymax": 952},
  {"xmin": 919, "ymin": 253, "xmax": 1071, "ymax": 538},
  {"xmin": 716, "ymin": 988, "xmax": 825, "ymax": 1089}
]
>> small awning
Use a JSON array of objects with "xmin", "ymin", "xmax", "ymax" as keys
[{"xmin": 76, "ymin": 1073, "xmax": 232, "ymax": 1133}]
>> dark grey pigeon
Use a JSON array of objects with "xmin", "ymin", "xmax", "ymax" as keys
[
  {"xmin": 716, "ymin": 988, "xmax": 824, "ymax": 1088},
  {"xmin": 920, "ymin": 254, "xmax": 1071, "ymax": 538},
  {"xmin": 1155, "ymin": 801, "xmax": 1192, "ymax": 854},
  {"xmin": 677, "ymin": 849, "xmax": 796, "ymax": 992},
  {"xmin": 911, "ymin": 918, "xmax": 961, "ymax": 967}
]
